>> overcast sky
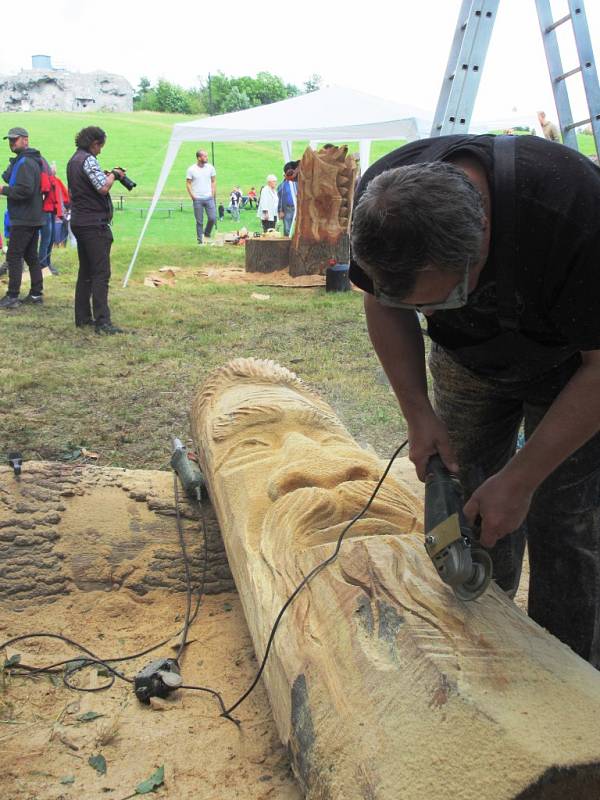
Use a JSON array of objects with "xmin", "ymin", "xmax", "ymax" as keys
[{"xmin": 3, "ymin": 0, "xmax": 599, "ymax": 128}]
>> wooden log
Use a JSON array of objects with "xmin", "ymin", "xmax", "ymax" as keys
[
  {"xmin": 192, "ymin": 358, "xmax": 600, "ymax": 800},
  {"xmin": 245, "ymin": 237, "xmax": 291, "ymax": 273},
  {"xmin": 289, "ymin": 146, "xmax": 356, "ymax": 276}
]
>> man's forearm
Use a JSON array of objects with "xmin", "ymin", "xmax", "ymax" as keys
[
  {"xmin": 504, "ymin": 350, "xmax": 600, "ymax": 491},
  {"xmin": 364, "ymin": 293, "xmax": 431, "ymax": 421},
  {"xmin": 186, "ymin": 181, "xmax": 195, "ymax": 200}
]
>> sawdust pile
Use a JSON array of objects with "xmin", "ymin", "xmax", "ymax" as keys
[{"xmin": 2, "ymin": 589, "xmax": 301, "ymax": 800}]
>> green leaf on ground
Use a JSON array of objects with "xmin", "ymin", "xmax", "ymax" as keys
[
  {"xmin": 3, "ymin": 654, "xmax": 21, "ymax": 668},
  {"xmin": 60, "ymin": 447, "xmax": 83, "ymax": 462},
  {"xmin": 60, "ymin": 776, "xmax": 75, "ymax": 785},
  {"xmin": 136, "ymin": 765, "xmax": 165, "ymax": 794},
  {"xmin": 88, "ymin": 754, "xmax": 107, "ymax": 775},
  {"xmin": 77, "ymin": 711, "xmax": 104, "ymax": 722},
  {"xmin": 223, "ymin": 602, "xmax": 232, "ymax": 612}
]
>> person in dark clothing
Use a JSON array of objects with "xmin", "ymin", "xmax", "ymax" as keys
[
  {"xmin": 0, "ymin": 126, "xmax": 47, "ymax": 309},
  {"xmin": 350, "ymin": 134, "xmax": 600, "ymax": 668},
  {"xmin": 67, "ymin": 126, "xmax": 125, "ymax": 334},
  {"xmin": 277, "ymin": 160, "xmax": 299, "ymax": 236}
]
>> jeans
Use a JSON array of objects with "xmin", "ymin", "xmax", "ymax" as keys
[
  {"xmin": 72, "ymin": 224, "xmax": 113, "ymax": 327},
  {"xmin": 429, "ymin": 344, "xmax": 600, "ymax": 667},
  {"xmin": 192, "ymin": 197, "xmax": 216, "ymax": 242},
  {"xmin": 282, "ymin": 205, "xmax": 295, "ymax": 236},
  {"xmin": 39, "ymin": 212, "xmax": 54, "ymax": 267},
  {"xmin": 7, "ymin": 226, "xmax": 43, "ymax": 298}
]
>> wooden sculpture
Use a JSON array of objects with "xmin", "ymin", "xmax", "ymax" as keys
[
  {"xmin": 289, "ymin": 145, "xmax": 357, "ymax": 276},
  {"xmin": 192, "ymin": 358, "xmax": 600, "ymax": 800}
]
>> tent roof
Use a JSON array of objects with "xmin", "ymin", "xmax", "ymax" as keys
[{"xmin": 170, "ymin": 86, "xmax": 431, "ymax": 143}]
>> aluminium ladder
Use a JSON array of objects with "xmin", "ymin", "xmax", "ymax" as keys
[{"xmin": 431, "ymin": 0, "xmax": 600, "ymax": 156}]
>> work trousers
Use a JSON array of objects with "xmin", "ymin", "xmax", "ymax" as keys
[
  {"xmin": 72, "ymin": 224, "xmax": 113, "ymax": 327},
  {"xmin": 39, "ymin": 211, "xmax": 54, "ymax": 267},
  {"xmin": 7, "ymin": 225, "xmax": 43, "ymax": 298},
  {"xmin": 429, "ymin": 344, "xmax": 600, "ymax": 667},
  {"xmin": 192, "ymin": 197, "xmax": 216, "ymax": 242}
]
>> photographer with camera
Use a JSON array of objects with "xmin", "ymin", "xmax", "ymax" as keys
[{"xmin": 67, "ymin": 126, "xmax": 129, "ymax": 334}]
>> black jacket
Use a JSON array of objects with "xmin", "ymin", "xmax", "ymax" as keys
[{"xmin": 1, "ymin": 147, "xmax": 44, "ymax": 227}]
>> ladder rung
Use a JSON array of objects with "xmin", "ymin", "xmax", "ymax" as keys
[
  {"xmin": 544, "ymin": 12, "xmax": 572, "ymax": 34},
  {"xmin": 555, "ymin": 65, "xmax": 583, "ymax": 82},
  {"xmin": 564, "ymin": 116, "xmax": 598, "ymax": 131}
]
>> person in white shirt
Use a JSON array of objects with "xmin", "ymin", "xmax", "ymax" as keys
[
  {"xmin": 186, "ymin": 150, "xmax": 217, "ymax": 244},
  {"xmin": 257, "ymin": 174, "xmax": 279, "ymax": 232}
]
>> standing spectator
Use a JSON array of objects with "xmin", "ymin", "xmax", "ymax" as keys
[
  {"xmin": 257, "ymin": 175, "xmax": 279, "ymax": 232},
  {"xmin": 277, "ymin": 161, "xmax": 299, "ymax": 236},
  {"xmin": 51, "ymin": 164, "xmax": 70, "ymax": 249},
  {"xmin": 229, "ymin": 188, "xmax": 241, "ymax": 222},
  {"xmin": 537, "ymin": 111, "xmax": 561, "ymax": 142},
  {"xmin": 39, "ymin": 163, "xmax": 69, "ymax": 274},
  {"xmin": 186, "ymin": 149, "xmax": 216, "ymax": 244},
  {"xmin": 0, "ymin": 127, "xmax": 48, "ymax": 309},
  {"xmin": 67, "ymin": 126, "xmax": 125, "ymax": 334},
  {"xmin": 246, "ymin": 187, "xmax": 257, "ymax": 208}
]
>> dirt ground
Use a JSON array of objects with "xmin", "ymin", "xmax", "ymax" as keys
[
  {"xmin": 1, "ymin": 589, "xmax": 302, "ymax": 800},
  {"xmin": 1, "ymin": 459, "xmax": 529, "ymax": 800}
]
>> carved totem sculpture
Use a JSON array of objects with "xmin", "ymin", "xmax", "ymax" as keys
[
  {"xmin": 192, "ymin": 358, "xmax": 600, "ymax": 800},
  {"xmin": 289, "ymin": 145, "xmax": 357, "ymax": 276}
]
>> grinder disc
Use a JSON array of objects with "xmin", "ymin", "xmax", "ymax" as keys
[{"xmin": 453, "ymin": 549, "xmax": 493, "ymax": 601}]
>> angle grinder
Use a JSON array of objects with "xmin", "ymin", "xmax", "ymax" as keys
[{"xmin": 423, "ymin": 455, "xmax": 492, "ymax": 601}]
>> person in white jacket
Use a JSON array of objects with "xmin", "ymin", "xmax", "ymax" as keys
[{"xmin": 257, "ymin": 174, "xmax": 279, "ymax": 232}]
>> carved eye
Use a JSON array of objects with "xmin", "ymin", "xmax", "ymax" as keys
[{"xmin": 239, "ymin": 438, "xmax": 270, "ymax": 450}]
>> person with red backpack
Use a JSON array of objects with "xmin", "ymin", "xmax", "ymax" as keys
[{"xmin": 0, "ymin": 126, "xmax": 49, "ymax": 309}]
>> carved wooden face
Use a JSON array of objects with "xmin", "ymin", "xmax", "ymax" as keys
[{"xmin": 194, "ymin": 362, "xmax": 421, "ymax": 551}]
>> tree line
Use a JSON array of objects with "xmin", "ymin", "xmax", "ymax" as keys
[{"xmin": 134, "ymin": 72, "xmax": 322, "ymax": 115}]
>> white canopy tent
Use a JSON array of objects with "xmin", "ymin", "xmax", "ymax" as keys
[{"xmin": 123, "ymin": 86, "xmax": 430, "ymax": 285}]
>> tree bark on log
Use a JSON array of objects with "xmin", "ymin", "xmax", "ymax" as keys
[
  {"xmin": 289, "ymin": 146, "xmax": 356, "ymax": 276},
  {"xmin": 245, "ymin": 238, "xmax": 291, "ymax": 273},
  {"xmin": 192, "ymin": 358, "xmax": 600, "ymax": 800}
]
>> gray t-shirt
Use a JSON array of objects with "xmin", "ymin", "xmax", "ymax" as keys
[{"xmin": 186, "ymin": 163, "xmax": 216, "ymax": 198}]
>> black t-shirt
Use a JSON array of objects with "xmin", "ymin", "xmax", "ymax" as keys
[{"xmin": 349, "ymin": 135, "xmax": 600, "ymax": 354}]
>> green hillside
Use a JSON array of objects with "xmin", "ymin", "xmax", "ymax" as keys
[{"xmin": 0, "ymin": 111, "xmax": 407, "ymax": 244}]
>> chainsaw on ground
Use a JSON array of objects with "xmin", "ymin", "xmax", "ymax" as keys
[{"xmin": 423, "ymin": 455, "xmax": 492, "ymax": 601}]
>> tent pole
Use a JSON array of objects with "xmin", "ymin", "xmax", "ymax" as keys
[{"xmin": 122, "ymin": 138, "xmax": 182, "ymax": 288}]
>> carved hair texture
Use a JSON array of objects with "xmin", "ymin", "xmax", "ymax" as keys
[{"xmin": 194, "ymin": 358, "xmax": 339, "ymax": 423}]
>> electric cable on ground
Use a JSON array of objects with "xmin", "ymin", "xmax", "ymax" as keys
[{"xmin": 2, "ymin": 440, "xmax": 408, "ymax": 725}]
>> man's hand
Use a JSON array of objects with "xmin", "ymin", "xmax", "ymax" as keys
[
  {"xmin": 408, "ymin": 410, "xmax": 459, "ymax": 480},
  {"xmin": 111, "ymin": 168, "xmax": 125, "ymax": 180},
  {"xmin": 463, "ymin": 469, "xmax": 533, "ymax": 548}
]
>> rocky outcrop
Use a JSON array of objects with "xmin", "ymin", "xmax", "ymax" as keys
[
  {"xmin": 0, "ymin": 69, "xmax": 133, "ymax": 112},
  {"xmin": 0, "ymin": 461, "xmax": 233, "ymax": 609}
]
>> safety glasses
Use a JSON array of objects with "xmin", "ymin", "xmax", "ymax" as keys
[{"xmin": 374, "ymin": 263, "xmax": 470, "ymax": 313}]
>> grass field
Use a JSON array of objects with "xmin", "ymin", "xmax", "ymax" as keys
[
  {"xmin": 0, "ymin": 112, "xmax": 413, "ymax": 470},
  {"xmin": 0, "ymin": 111, "xmax": 408, "ymax": 246}
]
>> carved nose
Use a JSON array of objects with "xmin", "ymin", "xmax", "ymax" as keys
[{"xmin": 266, "ymin": 433, "xmax": 378, "ymax": 501}]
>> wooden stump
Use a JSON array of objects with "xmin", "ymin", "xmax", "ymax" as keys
[
  {"xmin": 192, "ymin": 357, "xmax": 600, "ymax": 800},
  {"xmin": 245, "ymin": 238, "xmax": 291, "ymax": 273},
  {"xmin": 289, "ymin": 233, "xmax": 350, "ymax": 277}
]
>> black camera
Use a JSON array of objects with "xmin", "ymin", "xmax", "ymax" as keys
[{"xmin": 112, "ymin": 168, "xmax": 137, "ymax": 192}]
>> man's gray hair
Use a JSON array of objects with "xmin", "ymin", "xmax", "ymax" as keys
[{"xmin": 351, "ymin": 161, "xmax": 486, "ymax": 298}]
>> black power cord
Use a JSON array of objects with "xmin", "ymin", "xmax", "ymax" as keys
[
  {"xmin": 1, "ymin": 473, "xmax": 211, "ymax": 697},
  {"xmin": 220, "ymin": 439, "xmax": 408, "ymax": 717},
  {"xmin": 1, "ymin": 440, "xmax": 409, "ymax": 725}
]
